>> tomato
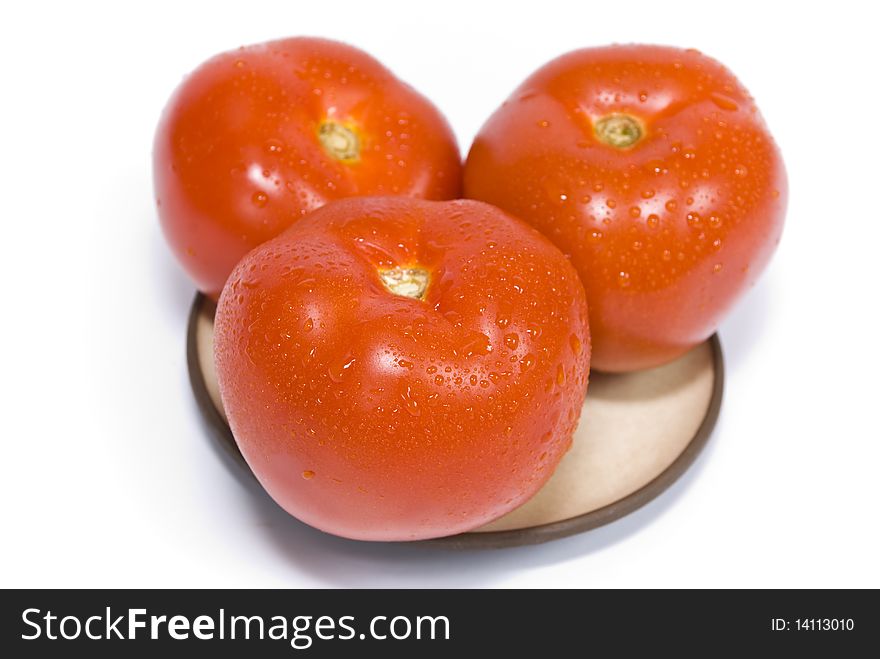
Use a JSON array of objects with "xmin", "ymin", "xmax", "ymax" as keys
[
  {"xmin": 155, "ymin": 38, "xmax": 462, "ymax": 299},
  {"xmin": 464, "ymin": 45, "xmax": 787, "ymax": 371},
  {"xmin": 214, "ymin": 197, "xmax": 590, "ymax": 541}
]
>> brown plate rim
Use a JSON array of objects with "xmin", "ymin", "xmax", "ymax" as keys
[{"xmin": 187, "ymin": 293, "xmax": 724, "ymax": 550}]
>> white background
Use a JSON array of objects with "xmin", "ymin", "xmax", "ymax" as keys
[{"xmin": 2, "ymin": 0, "xmax": 878, "ymax": 588}]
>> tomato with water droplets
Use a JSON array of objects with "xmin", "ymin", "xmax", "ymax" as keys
[
  {"xmin": 214, "ymin": 197, "xmax": 591, "ymax": 541},
  {"xmin": 155, "ymin": 38, "xmax": 462, "ymax": 298},
  {"xmin": 464, "ymin": 45, "xmax": 787, "ymax": 371}
]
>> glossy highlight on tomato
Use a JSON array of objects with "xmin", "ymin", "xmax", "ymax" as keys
[
  {"xmin": 155, "ymin": 37, "xmax": 462, "ymax": 298},
  {"xmin": 213, "ymin": 197, "xmax": 591, "ymax": 541},
  {"xmin": 465, "ymin": 45, "xmax": 787, "ymax": 371}
]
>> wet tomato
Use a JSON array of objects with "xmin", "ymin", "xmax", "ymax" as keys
[
  {"xmin": 465, "ymin": 45, "xmax": 787, "ymax": 371},
  {"xmin": 214, "ymin": 197, "xmax": 590, "ymax": 541},
  {"xmin": 155, "ymin": 37, "xmax": 462, "ymax": 298}
]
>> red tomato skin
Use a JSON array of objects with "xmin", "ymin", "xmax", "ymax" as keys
[
  {"xmin": 464, "ymin": 45, "xmax": 787, "ymax": 371},
  {"xmin": 214, "ymin": 198, "xmax": 590, "ymax": 541},
  {"xmin": 155, "ymin": 38, "xmax": 462, "ymax": 299}
]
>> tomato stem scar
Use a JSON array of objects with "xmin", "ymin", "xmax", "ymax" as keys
[
  {"xmin": 379, "ymin": 266, "xmax": 429, "ymax": 300},
  {"xmin": 318, "ymin": 121, "xmax": 361, "ymax": 161},
  {"xmin": 594, "ymin": 114, "xmax": 644, "ymax": 149}
]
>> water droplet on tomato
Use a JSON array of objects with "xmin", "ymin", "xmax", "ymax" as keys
[
  {"xmin": 458, "ymin": 332, "xmax": 492, "ymax": 357},
  {"xmin": 556, "ymin": 364, "xmax": 566, "ymax": 386},
  {"xmin": 709, "ymin": 93, "xmax": 739, "ymax": 111},
  {"xmin": 401, "ymin": 387, "xmax": 420, "ymax": 417},
  {"xmin": 650, "ymin": 162, "xmax": 667, "ymax": 175},
  {"xmin": 443, "ymin": 309, "xmax": 463, "ymax": 327},
  {"xmin": 251, "ymin": 191, "xmax": 268, "ymax": 208},
  {"xmin": 265, "ymin": 139, "xmax": 283, "ymax": 154},
  {"xmin": 302, "ymin": 470, "xmax": 315, "ymax": 480},
  {"xmin": 328, "ymin": 354, "xmax": 356, "ymax": 382}
]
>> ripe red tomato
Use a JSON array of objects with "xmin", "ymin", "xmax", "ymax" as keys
[
  {"xmin": 214, "ymin": 197, "xmax": 590, "ymax": 541},
  {"xmin": 464, "ymin": 45, "xmax": 787, "ymax": 371},
  {"xmin": 155, "ymin": 38, "xmax": 462, "ymax": 299}
]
